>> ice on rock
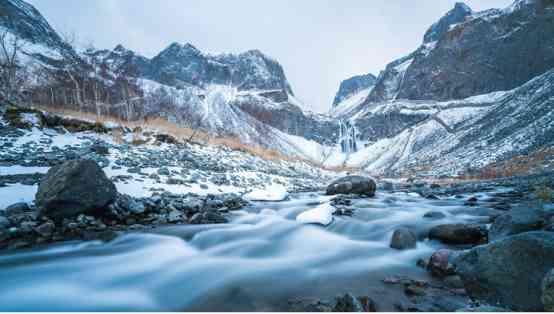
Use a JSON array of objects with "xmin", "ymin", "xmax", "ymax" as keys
[
  {"xmin": 296, "ymin": 203, "xmax": 335, "ymax": 226},
  {"xmin": 245, "ymin": 185, "xmax": 289, "ymax": 201}
]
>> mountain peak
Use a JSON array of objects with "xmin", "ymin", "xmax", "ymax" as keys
[
  {"xmin": 423, "ymin": 2, "xmax": 473, "ymax": 43},
  {"xmin": 332, "ymin": 73, "xmax": 377, "ymax": 107},
  {"xmin": 453, "ymin": 2, "xmax": 472, "ymax": 13}
]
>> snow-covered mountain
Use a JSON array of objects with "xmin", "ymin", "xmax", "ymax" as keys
[
  {"xmin": 0, "ymin": 0, "xmax": 339, "ymax": 159},
  {"xmin": 327, "ymin": 69, "xmax": 554, "ymax": 176},
  {"xmin": 328, "ymin": 0, "xmax": 554, "ymax": 176}
]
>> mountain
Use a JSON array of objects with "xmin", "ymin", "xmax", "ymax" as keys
[
  {"xmin": 328, "ymin": 0, "xmax": 554, "ymax": 176},
  {"xmin": 332, "ymin": 73, "xmax": 376, "ymax": 108},
  {"xmin": 365, "ymin": 0, "xmax": 554, "ymax": 103},
  {"xmin": 0, "ymin": 0, "xmax": 339, "ymax": 159},
  {"xmin": 0, "ymin": 0, "xmax": 71, "ymax": 56},
  {"xmin": 327, "ymin": 68, "xmax": 554, "ymax": 176}
]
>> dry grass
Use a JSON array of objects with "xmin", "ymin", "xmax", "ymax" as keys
[
  {"xmin": 209, "ymin": 136, "xmax": 294, "ymax": 162},
  {"xmin": 460, "ymin": 147, "xmax": 554, "ymax": 180},
  {"xmin": 31, "ymin": 105, "xmax": 350, "ymax": 170}
]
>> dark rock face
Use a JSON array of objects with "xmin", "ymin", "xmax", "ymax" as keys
[
  {"xmin": 326, "ymin": 176, "xmax": 377, "ymax": 197},
  {"xmin": 366, "ymin": 0, "xmax": 554, "ymax": 103},
  {"xmin": 36, "ymin": 159, "xmax": 117, "ymax": 219},
  {"xmin": 454, "ymin": 231, "xmax": 554, "ymax": 311},
  {"xmin": 390, "ymin": 228, "xmax": 417, "ymax": 250},
  {"xmin": 332, "ymin": 73, "xmax": 377, "ymax": 107},
  {"xmin": 235, "ymin": 100, "xmax": 339, "ymax": 145},
  {"xmin": 428, "ymin": 223, "xmax": 487, "ymax": 244}
]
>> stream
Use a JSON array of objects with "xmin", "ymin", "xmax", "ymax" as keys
[{"xmin": 0, "ymin": 189, "xmax": 497, "ymax": 311}]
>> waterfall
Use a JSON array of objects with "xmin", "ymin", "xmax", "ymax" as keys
[{"xmin": 339, "ymin": 120, "xmax": 358, "ymax": 154}]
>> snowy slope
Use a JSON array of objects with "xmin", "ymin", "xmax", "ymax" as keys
[{"xmin": 327, "ymin": 69, "xmax": 554, "ymax": 176}]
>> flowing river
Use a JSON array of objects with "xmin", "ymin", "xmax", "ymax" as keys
[{"xmin": 0, "ymin": 189, "xmax": 497, "ymax": 311}]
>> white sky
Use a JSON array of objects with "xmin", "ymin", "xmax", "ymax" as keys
[{"xmin": 28, "ymin": 0, "xmax": 513, "ymax": 112}]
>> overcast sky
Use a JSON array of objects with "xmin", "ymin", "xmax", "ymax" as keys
[{"xmin": 28, "ymin": 0, "xmax": 513, "ymax": 112}]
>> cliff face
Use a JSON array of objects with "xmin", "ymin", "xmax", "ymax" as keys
[{"xmin": 366, "ymin": 0, "xmax": 554, "ymax": 103}]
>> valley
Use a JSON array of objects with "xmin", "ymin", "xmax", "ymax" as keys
[{"xmin": 0, "ymin": 0, "xmax": 553, "ymax": 312}]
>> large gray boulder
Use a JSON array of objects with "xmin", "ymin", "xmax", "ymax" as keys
[
  {"xmin": 454, "ymin": 231, "xmax": 554, "ymax": 311},
  {"xmin": 36, "ymin": 159, "xmax": 117, "ymax": 219},
  {"xmin": 326, "ymin": 176, "xmax": 376, "ymax": 197},
  {"xmin": 390, "ymin": 228, "xmax": 417, "ymax": 250},
  {"xmin": 489, "ymin": 209, "xmax": 547, "ymax": 241},
  {"xmin": 428, "ymin": 223, "xmax": 487, "ymax": 245}
]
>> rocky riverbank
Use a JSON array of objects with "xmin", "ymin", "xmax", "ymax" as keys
[{"xmin": 0, "ymin": 107, "xmax": 334, "ymax": 250}]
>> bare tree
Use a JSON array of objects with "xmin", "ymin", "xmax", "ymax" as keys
[
  {"xmin": 83, "ymin": 42, "xmax": 101, "ymax": 116},
  {"xmin": 0, "ymin": 29, "xmax": 27, "ymax": 104}
]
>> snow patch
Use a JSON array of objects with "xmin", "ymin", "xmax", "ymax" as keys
[
  {"xmin": 245, "ymin": 185, "xmax": 289, "ymax": 202},
  {"xmin": 296, "ymin": 203, "xmax": 335, "ymax": 226}
]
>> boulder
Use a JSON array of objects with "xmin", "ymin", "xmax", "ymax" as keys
[
  {"xmin": 90, "ymin": 144, "xmax": 110, "ymax": 155},
  {"xmin": 390, "ymin": 228, "xmax": 417, "ymax": 250},
  {"xmin": 428, "ymin": 223, "xmax": 487, "ymax": 245},
  {"xmin": 423, "ymin": 211, "xmax": 446, "ymax": 220},
  {"xmin": 326, "ymin": 176, "xmax": 376, "ymax": 197},
  {"xmin": 427, "ymin": 249, "xmax": 457, "ymax": 277},
  {"xmin": 542, "ymin": 268, "xmax": 554, "ymax": 312},
  {"xmin": 489, "ymin": 209, "xmax": 546, "ymax": 241},
  {"xmin": 0, "ymin": 216, "xmax": 10, "ymax": 229},
  {"xmin": 4, "ymin": 202, "xmax": 30, "ymax": 215},
  {"xmin": 454, "ymin": 231, "xmax": 554, "ymax": 311},
  {"xmin": 36, "ymin": 159, "xmax": 117, "ymax": 219}
]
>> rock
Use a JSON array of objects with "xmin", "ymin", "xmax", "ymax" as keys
[
  {"xmin": 542, "ymin": 268, "xmax": 554, "ymax": 311},
  {"xmin": 4, "ymin": 202, "xmax": 30, "ymax": 215},
  {"xmin": 356, "ymin": 296, "xmax": 377, "ymax": 312},
  {"xmin": 428, "ymin": 223, "xmax": 487, "ymax": 245},
  {"xmin": 0, "ymin": 216, "xmax": 10, "ymax": 229},
  {"xmin": 427, "ymin": 249, "xmax": 456, "ymax": 277},
  {"xmin": 454, "ymin": 231, "xmax": 554, "ymax": 311},
  {"xmin": 455, "ymin": 305, "xmax": 510, "ymax": 312},
  {"xmin": 383, "ymin": 181, "xmax": 394, "ymax": 191},
  {"xmin": 390, "ymin": 228, "xmax": 417, "ymax": 250},
  {"xmin": 326, "ymin": 176, "xmax": 376, "ymax": 197},
  {"xmin": 157, "ymin": 167, "xmax": 170, "ymax": 176},
  {"xmin": 189, "ymin": 211, "xmax": 228, "ymax": 224},
  {"xmin": 333, "ymin": 293, "xmax": 366, "ymax": 312},
  {"xmin": 90, "ymin": 144, "xmax": 109, "ymax": 155},
  {"xmin": 489, "ymin": 209, "xmax": 546, "ymax": 241},
  {"xmin": 128, "ymin": 200, "xmax": 146, "ymax": 214},
  {"xmin": 288, "ymin": 298, "xmax": 333, "ymax": 312},
  {"xmin": 34, "ymin": 221, "xmax": 55, "ymax": 237},
  {"xmin": 35, "ymin": 159, "xmax": 117, "ymax": 219},
  {"xmin": 423, "ymin": 211, "xmax": 446, "ymax": 220}
]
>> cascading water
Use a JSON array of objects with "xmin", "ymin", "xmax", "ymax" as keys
[
  {"xmin": 0, "ymin": 189, "xmax": 502, "ymax": 311},
  {"xmin": 338, "ymin": 120, "xmax": 358, "ymax": 154}
]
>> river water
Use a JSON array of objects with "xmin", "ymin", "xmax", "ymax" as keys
[{"xmin": 0, "ymin": 189, "xmax": 496, "ymax": 311}]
